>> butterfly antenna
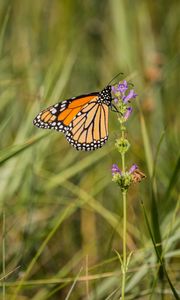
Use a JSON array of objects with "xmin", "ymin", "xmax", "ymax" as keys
[{"xmin": 107, "ymin": 72, "xmax": 124, "ymax": 86}]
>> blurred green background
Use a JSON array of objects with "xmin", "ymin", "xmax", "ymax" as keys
[{"xmin": 0, "ymin": 1, "xmax": 179, "ymax": 299}]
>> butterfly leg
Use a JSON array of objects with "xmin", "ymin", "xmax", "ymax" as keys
[{"xmin": 110, "ymin": 104, "xmax": 120, "ymax": 113}]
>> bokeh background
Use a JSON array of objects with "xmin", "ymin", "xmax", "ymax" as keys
[{"xmin": 0, "ymin": 1, "xmax": 179, "ymax": 299}]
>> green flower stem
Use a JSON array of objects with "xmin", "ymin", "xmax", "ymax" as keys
[
  {"xmin": 120, "ymin": 123, "xmax": 127, "ymax": 300},
  {"xmin": 121, "ymin": 149, "xmax": 125, "ymax": 173},
  {"xmin": 120, "ymin": 124, "xmax": 126, "ymax": 172},
  {"xmin": 121, "ymin": 190, "xmax": 127, "ymax": 300}
]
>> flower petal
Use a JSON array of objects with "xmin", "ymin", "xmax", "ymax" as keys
[
  {"xmin": 123, "ymin": 89, "xmax": 137, "ymax": 103},
  {"xmin": 114, "ymin": 98, "xmax": 119, "ymax": 104},
  {"xmin": 112, "ymin": 164, "xmax": 121, "ymax": 175},
  {"xmin": 124, "ymin": 107, "xmax": 132, "ymax": 120},
  {"xmin": 117, "ymin": 80, "xmax": 128, "ymax": 94},
  {"xmin": 111, "ymin": 86, "xmax": 117, "ymax": 94},
  {"xmin": 129, "ymin": 164, "xmax": 138, "ymax": 174}
]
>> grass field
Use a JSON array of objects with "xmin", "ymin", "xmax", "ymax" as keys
[{"xmin": 0, "ymin": 1, "xmax": 179, "ymax": 299}]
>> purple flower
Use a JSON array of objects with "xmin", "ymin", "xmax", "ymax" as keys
[
  {"xmin": 124, "ymin": 107, "xmax": 133, "ymax": 120},
  {"xmin": 114, "ymin": 98, "xmax": 119, "ymax": 104},
  {"xmin": 112, "ymin": 164, "xmax": 121, "ymax": 176},
  {"xmin": 129, "ymin": 164, "xmax": 138, "ymax": 174},
  {"xmin": 123, "ymin": 89, "xmax": 137, "ymax": 104},
  {"xmin": 117, "ymin": 80, "xmax": 128, "ymax": 94},
  {"xmin": 111, "ymin": 85, "xmax": 118, "ymax": 94}
]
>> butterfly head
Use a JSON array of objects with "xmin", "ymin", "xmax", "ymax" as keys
[{"xmin": 99, "ymin": 85, "xmax": 112, "ymax": 106}]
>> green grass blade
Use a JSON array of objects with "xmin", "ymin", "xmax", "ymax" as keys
[
  {"xmin": 152, "ymin": 131, "xmax": 165, "ymax": 179},
  {"xmin": 141, "ymin": 201, "xmax": 180, "ymax": 299},
  {"xmin": 139, "ymin": 111, "xmax": 153, "ymax": 177},
  {"xmin": 11, "ymin": 200, "xmax": 80, "ymax": 300},
  {"xmin": 0, "ymin": 133, "xmax": 49, "ymax": 166},
  {"xmin": 164, "ymin": 155, "xmax": 180, "ymax": 208},
  {"xmin": 150, "ymin": 185, "xmax": 164, "ymax": 281},
  {"xmin": 46, "ymin": 147, "xmax": 113, "ymax": 189},
  {"xmin": 151, "ymin": 131, "xmax": 166, "ymax": 274},
  {"xmin": 0, "ymin": 6, "xmax": 10, "ymax": 55}
]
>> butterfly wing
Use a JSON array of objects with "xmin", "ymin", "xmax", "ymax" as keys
[
  {"xmin": 33, "ymin": 93, "xmax": 109, "ymax": 151},
  {"xmin": 66, "ymin": 102, "xmax": 109, "ymax": 151},
  {"xmin": 33, "ymin": 94, "xmax": 98, "ymax": 133}
]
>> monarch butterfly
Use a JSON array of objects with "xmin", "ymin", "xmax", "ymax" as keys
[{"xmin": 33, "ymin": 85, "xmax": 118, "ymax": 151}]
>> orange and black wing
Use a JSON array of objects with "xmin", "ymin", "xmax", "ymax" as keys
[
  {"xmin": 66, "ymin": 100, "xmax": 109, "ymax": 151},
  {"xmin": 33, "ymin": 93, "xmax": 109, "ymax": 151}
]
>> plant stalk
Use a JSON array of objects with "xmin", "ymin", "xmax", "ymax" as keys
[
  {"xmin": 121, "ymin": 190, "xmax": 127, "ymax": 300},
  {"xmin": 121, "ymin": 125, "xmax": 127, "ymax": 300}
]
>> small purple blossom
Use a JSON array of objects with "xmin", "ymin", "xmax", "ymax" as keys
[
  {"xmin": 114, "ymin": 98, "xmax": 119, "ymax": 104},
  {"xmin": 111, "ymin": 80, "xmax": 138, "ymax": 122},
  {"xmin": 117, "ymin": 80, "xmax": 128, "ymax": 94},
  {"xmin": 124, "ymin": 107, "xmax": 133, "ymax": 121},
  {"xmin": 112, "ymin": 164, "xmax": 121, "ymax": 176},
  {"xmin": 111, "ymin": 85, "xmax": 117, "ymax": 94},
  {"xmin": 129, "ymin": 164, "xmax": 138, "ymax": 174},
  {"xmin": 123, "ymin": 89, "xmax": 137, "ymax": 104}
]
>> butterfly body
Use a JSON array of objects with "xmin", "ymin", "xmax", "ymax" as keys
[{"xmin": 33, "ymin": 85, "xmax": 113, "ymax": 151}]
